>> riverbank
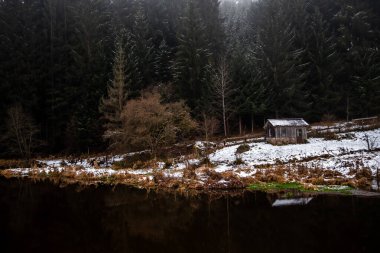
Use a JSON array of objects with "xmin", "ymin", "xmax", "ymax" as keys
[{"xmin": 1, "ymin": 126, "xmax": 380, "ymax": 195}]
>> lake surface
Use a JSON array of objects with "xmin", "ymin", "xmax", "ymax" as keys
[{"xmin": 1, "ymin": 178, "xmax": 380, "ymax": 253}]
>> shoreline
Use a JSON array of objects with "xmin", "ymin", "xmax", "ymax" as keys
[
  {"xmin": 1, "ymin": 126, "xmax": 380, "ymax": 197},
  {"xmin": 2, "ymin": 172, "xmax": 380, "ymax": 198}
]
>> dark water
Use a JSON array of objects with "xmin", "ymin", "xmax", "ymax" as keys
[{"xmin": 1, "ymin": 178, "xmax": 380, "ymax": 253}]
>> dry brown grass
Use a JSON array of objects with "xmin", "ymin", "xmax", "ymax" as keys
[
  {"xmin": 205, "ymin": 169, "xmax": 223, "ymax": 181},
  {"xmin": 308, "ymin": 168, "xmax": 324, "ymax": 178},
  {"xmin": 356, "ymin": 177, "xmax": 371, "ymax": 189},
  {"xmin": 0, "ymin": 169, "xmax": 23, "ymax": 178},
  {"xmin": 152, "ymin": 171, "xmax": 182, "ymax": 188},
  {"xmin": 355, "ymin": 168, "xmax": 372, "ymax": 180},
  {"xmin": 205, "ymin": 179, "xmax": 246, "ymax": 189},
  {"xmin": 0, "ymin": 159, "xmax": 36, "ymax": 169},
  {"xmin": 61, "ymin": 169, "xmax": 77, "ymax": 179},
  {"xmin": 183, "ymin": 164, "xmax": 197, "ymax": 179},
  {"xmin": 256, "ymin": 168, "xmax": 286, "ymax": 183},
  {"xmin": 221, "ymin": 171, "xmax": 239, "ymax": 181},
  {"xmin": 323, "ymin": 169, "xmax": 343, "ymax": 178},
  {"xmin": 305, "ymin": 176, "xmax": 325, "ymax": 185},
  {"xmin": 297, "ymin": 165, "xmax": 309, "ymax": 177},
  {"xmin": 242, "ymin": 177, "xmax": 259, "ymax": 185},
  {"xmin": 112, "ymin": 173, "xmax": 132, "ymax": 181}
]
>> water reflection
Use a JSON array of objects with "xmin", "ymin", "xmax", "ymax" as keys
[
  {"xmin": 1, "ymin": 178, "xmax": 380, "ymax": 253},
  {"xmin": 272, "ymin": 197, "xmax": 313, "ymax": 207}
]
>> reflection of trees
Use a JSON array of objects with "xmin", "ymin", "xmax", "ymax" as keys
[
  {"xmin": 101, "ymin": 187, "xmax": 202, "ymax": 252},
  {"xmin": 2, "ymin": 180, "xmax": 380, "ymax": 253}
]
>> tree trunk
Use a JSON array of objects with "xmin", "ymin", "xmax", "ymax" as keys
[
  {"xmin": 239, "ymin": 115, "xmax": 242, "ymax": 136},
  {"xmin": 203, "ymin": 112, "xmax": 208, "ymax": 141},
  {"xmin": 222, "ymin": 94, "xmax": 227, "ymax": 137},
  {"xmin": 251, "ymin": 113, "xmax": 254, "ymax": 134},
  {"xmin": 346, "ymin": 95, "xmax": 350, "ymax": 122}
]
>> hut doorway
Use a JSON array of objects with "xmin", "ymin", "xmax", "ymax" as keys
[
  {"xmin": 296, "ymin": 129, "xmax": 303, "ymax": 143},
  {"xmin": 268, "ymin": 127, "xmax": 275, "ymax": 138}
]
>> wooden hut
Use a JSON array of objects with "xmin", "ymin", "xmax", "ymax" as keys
[{"xmin": 264, "ymin": 119, "xmax": 309, "ymax": 145}]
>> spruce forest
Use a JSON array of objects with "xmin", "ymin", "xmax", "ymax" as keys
[{"xmin": 1, "ymin": 0, "xmax": 380, "ymax": 157}]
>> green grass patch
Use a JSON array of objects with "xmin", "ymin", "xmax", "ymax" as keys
[
  {"xmin": 312, "ymin": 185, "xmax": 353, "ymax": 194},
  {"xmin": 248, "ymin": 182, "xmax": 304, "ymax": 191},
  {"xmin": 248, "ymin": 182, "xmax": 353, "ymax": 194}
]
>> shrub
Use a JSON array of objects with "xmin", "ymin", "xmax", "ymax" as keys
[
  {"xmin": 233, "ymin": 157, "xmax": 245, "ymax": 165},
  {"xmin": 120, "ymin": 90, "xmax": 197, "ymax": 155},
  {"xmin": 308, "ymin": 176, "xmax": 325, "ymax": 185},
  {"xmin": 297, "ymin": 165, "xmax": 309, "ymax": 177},
  {"xmin": 0, "ymin": 159, "xmax": 33, "ymax": 169},
  {"xmin": 112, "ymin": 152, "xmax": 152, "ymax": 169},
  {"xmin": 198, "ymin": 156, "xmax": 214, "ymax": 167},
  {"xmin": 357, "ymin": 177, "xmax": 371, "ymax": 190},
  {"xmin": 163, "ymin": 160, "xmax": 172, "ymax": 169},
  {"xmin": 363, "ymin": 134, "xmax": 378, "ymax": 151},
  {"xmin": 60, "ymin": 160, "xmax": 68, "ymax": 166},
  {"xmin": 323, "ymin": 132, "xmax": 340, "ymax": 141},
  {"xmin": 355, "ymin": 168, "xmax": 372, "ymax": 180},
  {"xmin": 132, "ymin": 161, "xmax": 145, "ymax": 170},
  {"xmin": 205, "ymin": 169, "xmax": 223, "ymax": 181},
  {"xmin": 343, "ymin": 133, "xmax": 355, "ymax": 140},
  {"xmin": 259, "ymin": 173, "xmax": 285, "ymax": 183},
  {"xmin": 183, "ymin": 164, "xmax": 197, "ymax": 179},
  {"xmin": 236, "ymin": 144, "xmax": 250, "ymax": 154}
]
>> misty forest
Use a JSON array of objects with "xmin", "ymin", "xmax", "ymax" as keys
[{"xmin": 1, "ymin": 0, "xmax": 380, "ymax": 158}]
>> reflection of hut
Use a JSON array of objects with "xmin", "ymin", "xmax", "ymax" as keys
[
  {"xmin": 264, "ymin": 119, "xmax": 309, "ymax": 145},
  {"xmin": 272, "ymin": 198, "xmax": 313, "ymax": 207}
]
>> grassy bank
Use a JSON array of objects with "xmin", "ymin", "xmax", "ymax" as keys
[{"xmin": 248, "ymin": 182, "xmax": 354, "ymax": 194}]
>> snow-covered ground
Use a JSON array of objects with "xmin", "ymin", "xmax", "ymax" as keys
[
  {"xmin": 210, "ymin": 129, "xmax": 380, "ymax": 170},
  {"xmin": 208, "ymin": 129, "xmax": 380, "ymax": 187},
  {"xmin": 309, "ymin": 120, "xmax": 378, "ymax": 133},
  {"xmin": 2, "ymin": 127, "xmax": 380, "ymax": 190}
]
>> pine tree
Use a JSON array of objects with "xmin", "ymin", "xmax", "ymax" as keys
[
  {"xmin": 333, "ymin": 3, "xmax": 374, "ymax": 120},
  {"xmin": 223, "ymin": 0, "xmax": 260, "ymax": 134},
  {"xmin": 100, "ymin": 39, "xmax": 131, "ymax": 149},
  {"xmin": 173, "ymin": 0, "xmax": 211, "ymax": 112},
  {"xmin": 154, "ymin": 39, "xmax": 172, "ymax": 83},
  {"xmin": 307, "ymin": 7, "xmax": 342, "ymax": 120},
  {"xmin": 248, "ymin": 0, "xmax": 309, "ymax": 118},
  {"xmin": 351, "ymin": 48, "xmax": 380, "ymax": 117},
  {"xmin": 66, "ymin": 0, "xmax": 113, "ymax": 151},
  {"xmin": 196, "ymin": 0, "xmax": 225, "ymax": 59},
  {"xmin": 111, "ymin": 0, "xmax": 135, "ymax": 33},
  {"xmin": 130, "ymin": 1, "xmax": 155, "ymax": 90}
]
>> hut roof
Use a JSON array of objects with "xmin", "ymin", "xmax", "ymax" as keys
[{"xmin": 264, "ymin": 118, "xmax": 309, "ymax": 128}]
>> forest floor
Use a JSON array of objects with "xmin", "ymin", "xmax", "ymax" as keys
[{"xmin": 1, "ymin": 121, "xmax": 380, "ymax": 194}]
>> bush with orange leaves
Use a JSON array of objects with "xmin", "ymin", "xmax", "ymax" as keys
[{"xmin": 119, "ymin": 90, "xmax": 197, "ymax": 155}]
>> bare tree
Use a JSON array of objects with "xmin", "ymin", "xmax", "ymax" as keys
[
  {"xmin": 3, "ymin": 104, "xmax": 39, "ymax": 159},
  {"xmin": 364, "ymin": 134, "xmax": 378, "ymax": 151},
  {"xmin": 374, "ymin": 158, "xmax": 380, "ymax": 191},
  {"xmin": 201, "ymin": 111, "xmax": 220, "ymax": 141},
  {"xmin": 210, "ymin": 57, "xmax": 235, "ymax": 137}
]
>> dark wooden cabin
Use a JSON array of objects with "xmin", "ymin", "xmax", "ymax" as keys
[{"xmin": 264, "ymin": 119, "xmax": 309, "ymax": 145}]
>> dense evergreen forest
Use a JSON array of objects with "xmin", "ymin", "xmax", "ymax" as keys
[{"xmin": 1, "ymin": 0, "xmax": 380, "ymax": 157}]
